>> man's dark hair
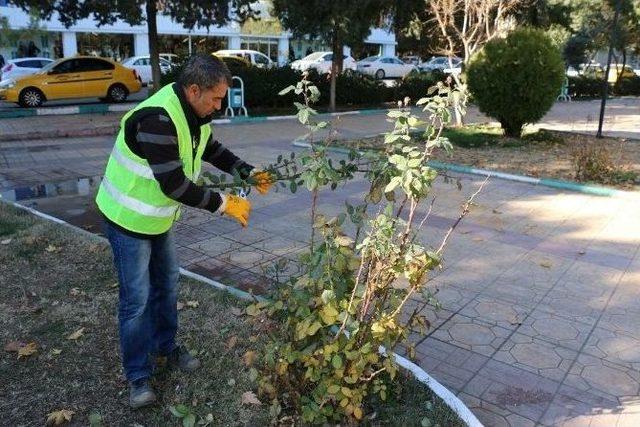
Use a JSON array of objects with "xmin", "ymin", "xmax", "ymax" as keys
[{"xmin": 177, "ymin": 54, "xmax": 232, "ymax": 89}]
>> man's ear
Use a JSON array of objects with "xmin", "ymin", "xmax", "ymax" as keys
[{"xmin": 187, "ymin": 84, "xmax": 200, "ymax": 97}]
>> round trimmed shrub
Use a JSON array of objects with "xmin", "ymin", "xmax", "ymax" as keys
[{"xmin": 467, "ymin": 28, "xmax": 565, "ymax": 137}]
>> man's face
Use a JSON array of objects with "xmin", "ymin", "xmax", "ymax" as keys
[{"xmin": 185, "ymin": 81, "xmax": 228, "ymax": 118}]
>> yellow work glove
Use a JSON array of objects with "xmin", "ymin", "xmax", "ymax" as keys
[
  {"xmin": 221, "ymin": 194, "xmax": 251, "ymax": 227},
  {"xmin": 251, "ymin": 170, "xmax": 273, "ymax": 195}
]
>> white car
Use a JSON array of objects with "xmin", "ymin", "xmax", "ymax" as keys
[
  {"xmin": 159, "ymin": 53, "xmax": 179, "ymax": 66},
  {"xmin": 290, "ymin": 52, "xmax": 357, "ymax": 74},
  {"xmin": 356, "ymin": 56, "xmax": 418, "ymax": 79},
  {"xmin": 121, "ymin": 55, "xmax": 173, "ymax": 85},
  {"xmin": 0, "ymin": 57, "xmax": 54, "ymax": 82},
  {"xmin": 419, "ymin": 56, "xmax": 462, "ymax": 73},
  {"xmin": 213, "ymin": 49, "xmax": 274, "ymax": 68}
]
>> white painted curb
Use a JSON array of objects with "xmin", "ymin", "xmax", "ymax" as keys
[{"xmin": 4, "ymin": 199, "xmax": 482, "ymax": 426}]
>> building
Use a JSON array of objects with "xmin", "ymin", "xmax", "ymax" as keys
[{"xmin": 0, "ymin": 1, "xmax": 397, "ymax": 65}]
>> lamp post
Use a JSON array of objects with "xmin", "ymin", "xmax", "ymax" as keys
[{"xmin": 596, "ymin": 0, "xmax": 623, "ymax": 138}]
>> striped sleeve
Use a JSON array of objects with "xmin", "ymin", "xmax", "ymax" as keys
[
  {"xmin": 136, "ymin": 113, "xmax": 223, "ymax": 213},
  {"xmin": 202, "ymin": 135, "xmax": 254, "ymax": 179}
]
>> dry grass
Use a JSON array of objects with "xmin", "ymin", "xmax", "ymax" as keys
[{"xmin": 342, "ymin": 126, "xmax": 640, "ymax": 190}]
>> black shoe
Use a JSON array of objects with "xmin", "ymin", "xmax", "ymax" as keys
[
  {"xmin": 129, "ymin": 378, "xmax": 157, "ymax": 409},
  {"xmin": 166, "ymin": 345, "xmax": 201, "ymax": 372}
]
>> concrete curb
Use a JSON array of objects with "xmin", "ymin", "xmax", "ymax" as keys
[
  {"xmin": 2, "ymin": 198, "xmax": 482, "ymax": 427},
  {"xmin": 292, "ymin": 140, "xmax": 631, "ymax": 198}
]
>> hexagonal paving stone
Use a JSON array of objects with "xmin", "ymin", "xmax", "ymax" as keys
[
  {"xmin": 583, "ymin": 327, "xmax": 640, "ymax": 370},
  {"xmin": 564, "ymin": 353, "xmax": 640, "ymax": 400},
  {"xmin": 494, "ymin": 333, "xmax": 578, "ymax": 382},
  {"xmin": 461, "ymin": 297, "xmax": 528, "ymax": 329},
  {"xmin": 517, "ymin": 308, "xmax": 592, "ymax": 351},
  {"xmin": 431, "ymin": 314, "xmax": 510, "ymax": 356}
]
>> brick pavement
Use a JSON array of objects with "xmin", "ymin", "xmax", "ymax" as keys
[{"xmin": 1, "ymin": 104, "xmax": 640, "ymax": 426}]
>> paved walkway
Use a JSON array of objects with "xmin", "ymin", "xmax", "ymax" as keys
[{"xmin": 1, "ymin": 103, "xmax": 639, "ymax": 426}]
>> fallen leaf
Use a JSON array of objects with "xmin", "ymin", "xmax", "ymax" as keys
[
  {"xmin": 4, "ymin": 341, "xmax": 23, "ymax": 352},
  {"xmin": 230, "ymin": 307, "xmax": 243, "ymax": 317},
  {"xmin": 243, "ymin": 350, "xmax": 257, "ymax": 367},
  {"xmin": 578, "ymin": 250, "xmax": 586, "ymax": 255},
  {"xmin": 459, "ymin": 230, "xmax": 472, "ymax": 235},
  {"xmin": 539, "ymin": 260, "xmax": 553, "ymax": 269},
  {"xmin": 52, "ymin": 349, "xmax": 62, "ymax": 355},
  {"xmin": 492, "ymin": 209, "xmax": 503, "ymax": 214},
  {"xmin": 109, "ymin": 283, "xmax": 119, "ymax": 289},
  {"xmin": 1, "ymin": 238, "xmax": 12, "ymax": 245},
  {"xmin": 248, "ymin": 335, "xmax": 258, "ymax": 343},
  {"xmin": 67, "ymin": 328, "xmax": 85, "ymax": 340},
  {"xmin": 241, "ymin": 391, "xmax": 262, "ymax": 406},
  {"xmin": 17, "ymin": 342, "xmax": 37, "ymax": 359},
  {"xmin": 177, "ymin": 302, "xmax": 185, "ymax": 311},
  {"xmin": 186, "ymin": 300, "xmax": 199, "ymax": 308},
  {"xmin": 226, "ymin": 336, "xmax": 238, "ymax": 350},
  {"xmin": 46, "ymin": 409, "xmax": 75, "ymax": 426},
  {"xmin": 45, "ymin": 244, "xmax": 61, "ymax": 253},
  {"xmin": 472, "ymin": 237, "xmax": 484, "ymax": 242}
]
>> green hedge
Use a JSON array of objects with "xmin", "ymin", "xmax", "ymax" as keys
[
  {"xmin": 568, "ymin": 75, "xmax": 640, "ymax": 98},
  {"xmin": 160, "ymin": 58, "xmax": 448, "ymax": 110}
]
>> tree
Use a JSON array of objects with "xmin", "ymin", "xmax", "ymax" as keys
[
  {"xmin": 8, "ymin": 0, "xmax": 259, "ymax": 92},
  {"xmin": 425, "ymin": 0, "xmax": 526, "ymax": 126},
  {"xmin": 272, "ymin": 0, "xmax": 395, "ymax": 111}
]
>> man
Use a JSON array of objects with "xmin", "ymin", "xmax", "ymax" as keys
[{"xmin": 95, "ymin": 54, "xmax": 272, "ymax": 408}]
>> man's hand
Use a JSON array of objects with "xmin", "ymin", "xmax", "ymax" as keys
[
  {"xmin": 221, "ymin": 194, "xmax": 251, "ymax": 227},
  {"xmin": 251, "ymin": 170, "xmax": 273, "ymax": 195}
]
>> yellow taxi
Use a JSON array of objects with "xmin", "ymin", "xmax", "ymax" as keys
[{"xmin": 0, "ymin": 56, "xmax": 142, "ymax": 107}]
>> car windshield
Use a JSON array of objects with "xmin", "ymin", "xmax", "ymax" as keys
[
  {"xmin": 302, "ymin": 53, "xmax": 325, "ymax": 61},
  {"xmin": 361, "ymin": 56, "xmax": 380, "ymax": 62}
]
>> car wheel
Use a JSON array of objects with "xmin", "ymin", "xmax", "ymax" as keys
[
  {"xmin": 375, "ymin": 69, "xmax": 385, "ymax": 79},
  {"xmin": 107, "ymin": 84, "xmax": 128, "ymax": 103},
  {"xmin": 18, "ymin": 87, "xmax": 45, "ymax": 108}
]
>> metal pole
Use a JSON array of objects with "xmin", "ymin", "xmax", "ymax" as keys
[
  {"xmin": 188, "ymin": 34, "xmax": 192, "ymax": 56},
  {"xmin": 597, "ymin": 0, "xmax": 623, "ymax": 138}
]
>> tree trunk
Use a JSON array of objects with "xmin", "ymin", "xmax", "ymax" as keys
[
  {"xmin": 329, "ymin": 29, "xmax": 341, "ymax": 112},
  {"xmin": 146, "ymin": 1, "xmax": 161, "ymax": 94}
]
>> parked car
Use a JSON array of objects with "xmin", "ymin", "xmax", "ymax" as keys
[
  {"xmin": 0, "ymin": 57, "xmax": 54, "ymax": 82},
  {"xmin": 356, "ymin": 55, "xmax": 418, "ymax": 79},
  {"xmin": 213, "ymin": 49, "xmax": 274, "ymax": 68},
  {"xmin": 401, "ymin": 55, "xmax": 422, "ymax": 66},
  {"xmin": 159, "ymin": 53, "xmax": 179, "ymax": 65},
  {"xmin": 0, "ymin": 56, "xmax": 142, "ymax": 107},
  {"xmin": 121, "ymin": 55, "xmax": 173, "ymax": 85},
  {"xmin": 607, "ymin": 64, "xmax": 637, "ymax": 82},
  {"xmin": 419, "ymin": 56, "xmax": 462, "ymax": 73},
  {"xmin": 290, "ymin": 51, "xmax": 357, "ymax": 74}
]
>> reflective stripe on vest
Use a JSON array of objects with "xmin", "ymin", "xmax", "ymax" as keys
[
  {"xmin": 100, "ymin": 176, "xmax": 178, "ymax": 218},
  {"xmin": 110, "ymin": 144, "xmax": 155, "ymax": 179}
]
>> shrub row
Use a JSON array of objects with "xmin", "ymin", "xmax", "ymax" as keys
[
  {"xmin": 160, "ymin": 61, "xmax": 447, "ymax": 109},
  {"xmin": 568, "ymin": 75, "xmax": 640, "ymax": 98}
]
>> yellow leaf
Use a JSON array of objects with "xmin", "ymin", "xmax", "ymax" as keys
[
  {"xmin": 246, "ymin": 304, "xmax": 260, "ymax": 316},
  {"xmin": 67, "ymin": 328, "xmax": 85, "ymax": 340},
  {"xmin": 340, "ymin": 398, "xmax": 349, "ymax": 407},
  {"xmin": 186, "ymin": 300, "xmax": 199, "ymax": 308},
  {"xmin": 243, "ymin": 350, "xmax": 257, "ymax": 367},
  {"xmin": 241, "ymin": 391, "xmax": 262, "ymax": 406},
  {"xmin": 17, "ymin": 342, "xmax": 37, "ymax": 359},
  {"xmin": 45, "ymin": 244, "xmax": 61, "ymax": 253},
  {"xmin": 52, "ymin": 349, "xmax": 62, "ymax": 355},
  {"xmin": 46, "ymin": 409, "xmax": 74, "ymax": 426},
  {"xmin": 354, "ymin": 406, "xmax": 363, "ymax": 420},
  {"xmin": 327, "ymin": 385, "xmax": 340, "ymax": 394},
  {"xmin": 319, "ymin": 304, "xmax": 339, "ymax": 325},
  {"xmin": 540, "ymin": 260, "xmax": 553, "ymax": 268}
]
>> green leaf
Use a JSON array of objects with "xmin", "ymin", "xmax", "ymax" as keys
[
  {"xmin": 88, "ymin": 412, "xmax": 102, "ymax": 427},
  {"xmin": 332, "ymin": 354, "xmax": 343, "ymax": 369},
  {"xmin": 278, "ymin": 85, "xmax": 295, "ymax": 96},
  {"xmin": 298, "ymin": 108, "xmax": 310, "ymax": 124},
  {"xmin": 327, "ymin": 384, "xmax": 341, "ymax": 394},
  {"xmin": 169, "ymin": 405, "xmax": 185, "ymax": 418},
  {"xmin": 249, "ymin": 367, "xmax": 259, "ymax": 382},
  {"xmin": 421, "ymin": 417, "xmax": 432, "ymax": 427},
  {"xmin": 183, "ymin": 413, "xmax": 196, "ymax": 427},
  {"xmin": 290, "ymin": 180, "xmax": 298, "ymax": 193}
]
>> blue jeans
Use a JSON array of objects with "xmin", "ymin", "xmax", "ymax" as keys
[{"xmin": 105, "ymin": 221, "xmax": 180, "ymax": 382}]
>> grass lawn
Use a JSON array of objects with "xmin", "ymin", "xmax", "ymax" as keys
[
  {"xmin": 340, "ymin": 125, "xmax": 640, "ymax": 190},
  {"xmin": 0, "ymin": 202, "xmax": 464, "ymax": 426}
]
